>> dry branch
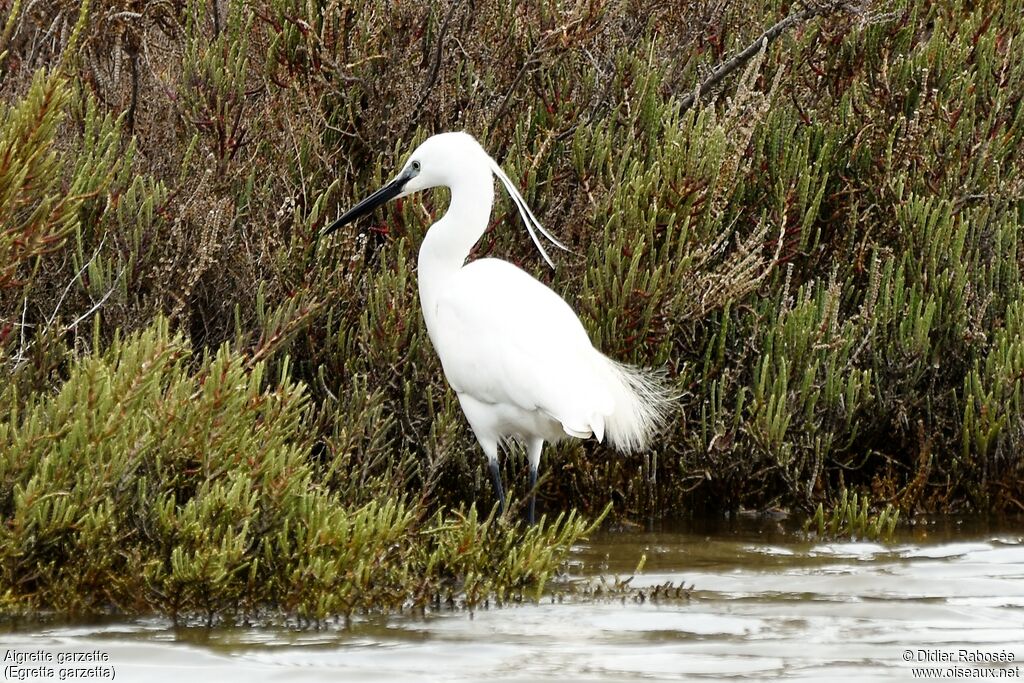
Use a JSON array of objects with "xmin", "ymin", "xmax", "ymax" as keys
[{"xmin": 679, "ymin": 0, "xmax": 858, "ymax": 111}]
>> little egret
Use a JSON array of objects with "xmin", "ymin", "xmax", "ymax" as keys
[{"xmin": 322, "ymin": 132, "xmax": 674, "ymax": 523}]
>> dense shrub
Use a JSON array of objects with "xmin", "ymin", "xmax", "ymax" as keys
[{"xmin": 0, "ymin": 319, "xmax": 596, "ymax": 617}]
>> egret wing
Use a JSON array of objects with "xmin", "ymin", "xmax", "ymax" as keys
[{"xmin": 429, "ymin": 259, "xmax": 613, "ymax": 431}]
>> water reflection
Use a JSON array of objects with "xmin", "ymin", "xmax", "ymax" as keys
[{"xmin": 3, "ymin": 516, "xmax": 1022, "ymax": 681}]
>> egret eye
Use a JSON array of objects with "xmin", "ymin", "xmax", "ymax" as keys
[{"xmin": 411, "ymin": 160, "xmax": 421, "ymax": 173}]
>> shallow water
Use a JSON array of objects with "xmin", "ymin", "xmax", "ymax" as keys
[{"xmin": 3, "ymin": 517, "xmax": 1023, "ymax": 681}]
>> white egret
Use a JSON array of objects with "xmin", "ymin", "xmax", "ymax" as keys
[{"xmin": 322, "ymin": 132, "xmax": 674, "ymax": 523}]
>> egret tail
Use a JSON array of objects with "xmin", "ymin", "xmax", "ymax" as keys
[{"xmin": 601, "ymin": 358, "xmax": 676, "ymax": 454}]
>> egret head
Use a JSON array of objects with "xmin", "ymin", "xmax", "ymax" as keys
[
  {"xmin": 319, "ymin": 132, "xmax": 484, "ymax": 238},
  {"xmin": 397, "ymin": 132, "xmax": 489, "ymax": 196},
  {"xmin": 320, "ymin": 132, "xmax": 567, "ymax": 266}
]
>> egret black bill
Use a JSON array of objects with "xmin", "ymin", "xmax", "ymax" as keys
[{"xmin": 320, "ymin": 168, "xmax": 414, "ymax": 237}]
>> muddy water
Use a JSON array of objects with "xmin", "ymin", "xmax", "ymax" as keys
[{"xmin": 3, "ymin": 517, "xmax": 1022, "ymax": 681}]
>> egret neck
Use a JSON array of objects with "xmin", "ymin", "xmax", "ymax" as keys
[{"xmin": 416, "ymin": 169, "xmax": 495, "ymax": 319}]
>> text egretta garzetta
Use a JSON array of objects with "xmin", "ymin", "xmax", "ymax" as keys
[{"xmin": 322, "ymin": 132, "xmax": 674, "ymax": 523}]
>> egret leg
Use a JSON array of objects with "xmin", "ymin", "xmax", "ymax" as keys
[
  {"xmin": 488, "ymin": 458, "xmax": 506, "ymax": 516},
  {"xmin": 473, "ymin": 435, "xmax": 506, "ymax": 517},
  {"xmin": 528, "ymin": 465, "xmax": 538, "ymax": 525},
  {"xmin": 527, "ymin": 438, "xmax": 544, "ymax": 526}
]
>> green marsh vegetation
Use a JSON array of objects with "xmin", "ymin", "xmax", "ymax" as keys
[{"xmin": 0, "ymin": 0, "xmax": 1021, "ymax": 617}]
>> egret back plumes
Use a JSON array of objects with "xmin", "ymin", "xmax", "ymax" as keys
[
  {"xmin": 602, "ymin": 359, "xmax": 674, "ymax": 453},
  {"xmin": 322, "ymin": 132, "xmax": 675, "ymax": 523}
]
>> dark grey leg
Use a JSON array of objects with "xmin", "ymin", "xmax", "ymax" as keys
[
  {"xmin": 528, "ymin": 464, "xmax": 538, "ymax": 525},
  {"xmin": 488, "ymin": 458, "xmax": 506, "ymax": 516},
  {"xmin": 526, "ymin": 438, "xmax": 544, "ymax": 526}
]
